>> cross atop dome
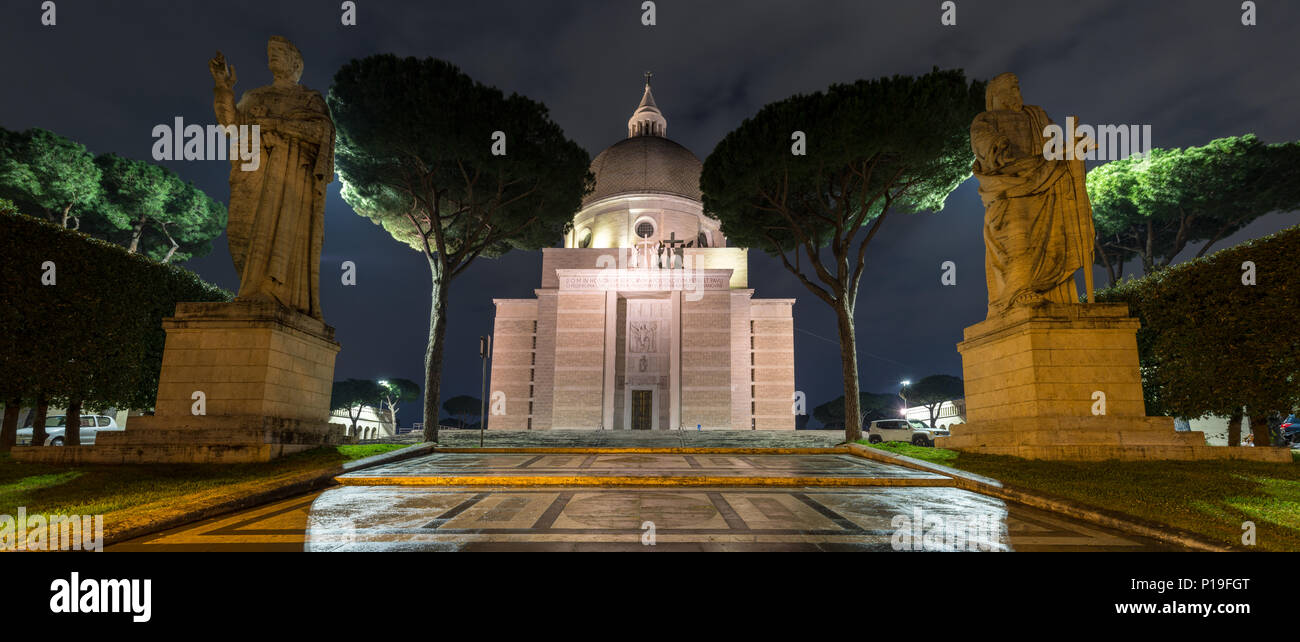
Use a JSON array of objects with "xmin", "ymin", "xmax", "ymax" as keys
[{"xmin": 628, "ymin": 71, "xmax": 667, "ymax": 138}]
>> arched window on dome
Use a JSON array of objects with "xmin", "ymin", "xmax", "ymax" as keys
[
  {"xmin": 635, "ymin": 219, "xmax": 656, "ymax": 239},
  {"xmin": 697, "ymin": 232, "xmax": 709, "ymax": 248},
  {"xmin": 576, "ymin": 228, "xmax": 592, "ymax": 248}
]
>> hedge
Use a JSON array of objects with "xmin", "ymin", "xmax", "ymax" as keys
[
  {"xmin": 1096, "ymin": 224, "xmax": 1299, "ymax": 429},
  {"xmin": 0, "ymin": 210, "xmax": 230, "ymax": 413}
]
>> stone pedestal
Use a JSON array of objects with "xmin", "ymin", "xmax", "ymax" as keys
[
  {"xmin": 148, "ymin": 301, "xmax": 339, "ymax": 421},
  {"xmin": 12, "ymin": 300, "xmax": 345, "ymax": 464},
  {"xmin": 935, "ymin": 303, "xmax": 1289, "ymax": 462}
]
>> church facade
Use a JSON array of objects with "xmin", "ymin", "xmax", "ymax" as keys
[{"xmin": 488, "ymin": 79, "xmax": 796, "ymax": 430}]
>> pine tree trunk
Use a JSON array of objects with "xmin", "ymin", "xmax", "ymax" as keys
[
  {"xmin": 65, "ymin": 398, "xmax": 82, "ymax": 446},
  {"xmin": 0, "ymin": 398, "xmax": 20, "ymax": 452},
  {"xmin": 1226, "ymin": 407, "xmax": 1243, "ymax": 447},
  {"xmin": 160, "ymin": 223, "xmax": 180, "ymax": 263},
  {"xmin": 128, "ymin": 218, "xmax": 146, "ymax": 253},
  {"xmin": 30, "ymin": 395, "xmax": 48, "ymax": 445},
  {"xmin": 834, "ymin": 299, "xmax": 862, "ymax": 443},
  {"xmin": 422, "ymin": 261, "xmax": 450, "ymax": 443}
]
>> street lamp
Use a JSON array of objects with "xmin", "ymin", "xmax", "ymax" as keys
[
  {"xmin": 898, "ymin": 380, "xmax": 911, "ymax": 418},
  {"xmin": 479, "ymin": 335, "xmax": 491, "ymax": 447},
  {"xmin": 377, "ymin": 380, "xmax": 392, "ymax": 436}
]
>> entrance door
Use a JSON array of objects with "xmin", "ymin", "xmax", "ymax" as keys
[{"xmin": 631, "ymin": 390, "xmax": 653, "ymax": 430}]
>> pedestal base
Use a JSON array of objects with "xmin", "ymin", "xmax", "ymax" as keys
[
  {"xmin": 152, "ymin": 300, "xmax": 338, "ymax": 421},
  {"xmin": 935, "ymin": 303, "xmax": 1290, "ymax": 462},
  {"xmin": 12, "ymin": 300, "xmax": 345, "ymax": 465}
]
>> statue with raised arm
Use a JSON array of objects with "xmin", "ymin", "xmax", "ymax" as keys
[
  {"xmin": 209, "ymin": 36, "xmax": 334, "ymax": 319},
  {"xmin": 970, "ymin": 72, "xmax": 1094, "ymax": 316}
]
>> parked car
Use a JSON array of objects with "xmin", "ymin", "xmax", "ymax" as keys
[
  {"xmin": 866, "ymin": 418, "xmax": 950, "ymax": 447},
  {"xmin": 1281, "ymin": 415, "xmax": 1299, "ymax": 447},
  {"xmin": 15, "ymin": 415, "xmax": 122, "ymax": 446}
]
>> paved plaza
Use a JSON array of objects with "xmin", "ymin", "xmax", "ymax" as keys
[
  {"xmin": 112, "ymin": 485, "xmax": 1168, "ymax": 552},
  {"xmin": 112, "ymin": 447, "xmax": 1173, "ymax": 551}
]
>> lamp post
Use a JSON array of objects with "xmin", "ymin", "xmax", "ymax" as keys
[
  {"xmin": 479, "ymin": 335, "xmax": 491, "ymax": 447},
  {"xmin": 899, "ymin": 380, "xmax": 911, "ymax": 419},
  {"xmin": 378, "ymin": 379, "xmax": 390, "ymax": 438}
]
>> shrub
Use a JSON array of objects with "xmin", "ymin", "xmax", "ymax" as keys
[
  {"xmin": 1096, "ymin": 225, "xmax": 1299, "ymax": 439},
  {"xmin": 0, "ymin": 211, "xmax": 230, "ymax": 412}
]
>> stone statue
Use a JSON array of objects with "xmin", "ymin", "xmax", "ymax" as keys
[
  {"xmin": 209, "ymin": 36, "xmax": 334, "ymax": 319},
  {"xmin": 970, "ymin": 72, "xmax": 1094, "ymax": 316}
]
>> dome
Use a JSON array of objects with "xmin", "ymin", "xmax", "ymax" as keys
[
  {"xmin": 584, "ymin": 134, "xmax": 703, "ymax": 206},
  {"xmin": 581, "ymin": 75, "xmax": 703, "ymax": 208}
]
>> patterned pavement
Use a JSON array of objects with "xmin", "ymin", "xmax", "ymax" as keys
[
  {"xmin": 112, "ymin": 450, "xmax": 1173, "ymax": 551},
  {"xmin": 113, "ymin": 485, "xmax": 1170, "ymax": 551}
]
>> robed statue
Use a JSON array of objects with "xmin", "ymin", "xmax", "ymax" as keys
[
  {"xmin": 970, "ymin": 72, "xmax": 1095, "ymax": 316},
  {"xmin": 209, "ymin": 36, "xmax": 334, "ymax": 320}
]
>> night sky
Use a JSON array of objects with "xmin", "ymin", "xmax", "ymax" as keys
[{"xmin": 2, "ymin": 1, "xmax": 1297, "ymax": 425}]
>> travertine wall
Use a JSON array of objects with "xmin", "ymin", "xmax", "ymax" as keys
[
  {"xmin": 489, "ymin": 255, "xmax": 795, "ymax": 431},
  {"xmin": 552, "ymin": 292, "xmax": 609, "ymax": 429},
  {"xmin": 730, "ymin": 290, "xmax": 755, "ymax": 429},
  {"xmin": 531, "ymin": 292, "xmax": 559, "ymax": 430},
  {"xmin": 750, "ymin": 299, "xmax": 797, "ymax": 429},
  {"xmin": 686, "ymin": 248, "xmax": 749, "ymax": 289},
  {"xmin": 681, "ymin": 290, "xmax": 733, "ymax": 429},
  {"xmin": 488, "ymin": 299, "xmax": 538, "ymax": 430}
]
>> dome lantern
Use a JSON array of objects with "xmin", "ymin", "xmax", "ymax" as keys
[{"xmin": 627, "ymin": 71, "xmax": 667, "ymax": 138}]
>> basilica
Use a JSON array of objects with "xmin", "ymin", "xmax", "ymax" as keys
[{"xmin": 488, "ymin": 78, "xmax": 796, "ymax": 430}]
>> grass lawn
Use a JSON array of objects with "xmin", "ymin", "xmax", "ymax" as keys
[
  {"xmin": 0, "ymin": 444, "xmax": 406, "ymax": 519},
  {"xmin": 860, "ymin": 441, "xmax": 1300, "ymax": 551}
]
